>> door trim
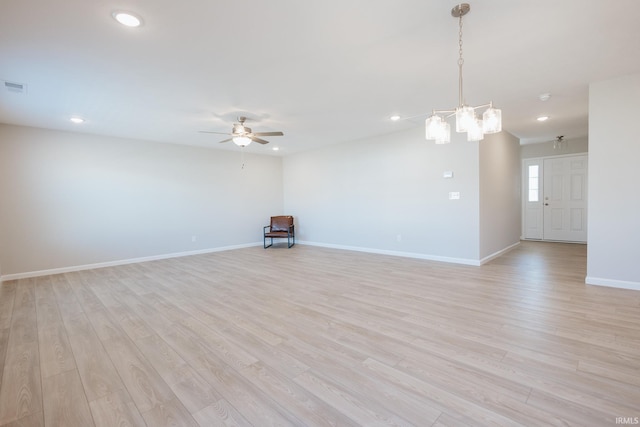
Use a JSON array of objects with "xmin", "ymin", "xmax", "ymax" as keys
[{"xmin": 521, "ymin": 152, "xmax": 588, "ymax": 243}]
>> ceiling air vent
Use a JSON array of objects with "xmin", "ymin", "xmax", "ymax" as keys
[{"xmin": 3, "ymin": 80, "xmax": 27, "ymax": 94}]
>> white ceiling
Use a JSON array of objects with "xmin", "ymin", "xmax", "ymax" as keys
[{"xmin": 1, "ymin": 0, "xmax": 639, "ymax": 155}]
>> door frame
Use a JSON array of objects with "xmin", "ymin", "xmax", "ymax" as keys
[{"xmin": 521, "ymin": 152, "xmax": 588, "ymax": 242}]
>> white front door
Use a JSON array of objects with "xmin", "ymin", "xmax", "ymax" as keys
[{"xmin": 542, "ymin": 155, "xmax": 588, "ymax": 242}]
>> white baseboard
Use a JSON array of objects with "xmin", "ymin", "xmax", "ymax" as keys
[
  {"xmin": 585, "ymin": 276, "xmax": 640, "ymax": 291},
  {"xmin": 298, "ymin": 241, "xmax": 483, "ymax": 266},
  {"xmin": 479, "ymin": 241, "xmax": 521, "ymax": 265},
  {"xmin": 0, "ymin": 242, "xmax": 263, "ymax": 282},
  {"xmin": 0, "ymin": 240, "xmax": 526, "ymax": 282}
]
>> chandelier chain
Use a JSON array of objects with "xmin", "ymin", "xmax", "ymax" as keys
[
  {"xmin": 458, "ymin": 13, "xmax": 465, "ymax": 107},
  {"xmin": 424, "ymin": 3, "xmax": 502, "ymax": 144}
]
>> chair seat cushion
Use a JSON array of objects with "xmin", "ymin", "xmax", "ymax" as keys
[{"xmin": 265, "ymin": 231, "xmax": 289, "ymax": 238}]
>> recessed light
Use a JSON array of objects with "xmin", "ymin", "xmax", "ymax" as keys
[
  {"xmin": 537, "ymin": 116, "xmax": 549, "ymax": 122},
  {"xmin": 390, "ymin": 115, "xmax": 401, "ymax": 121},
  {"xmin": 112, "ymin": 11, "xmax": 143, "ymax": 27},
  {"xmin": 539, "ymin": 93, "xmax": 551, "ymax": 102},
  {"xmin": 70, "ymin": 116, "xmax": 85, "ymax": 124},
  {"xmin": 272, "ymin": 147, "xmax": 280, "ymax": 151}
]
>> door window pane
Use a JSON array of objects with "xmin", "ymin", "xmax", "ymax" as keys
[{"xmin": 528, "ymin": 165, "xmax": 539, "ymax": 202}]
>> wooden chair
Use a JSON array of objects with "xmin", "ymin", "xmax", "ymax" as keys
[{"xmin": 263, "ymin": 216, "xmax": 295, "ymax": 248}]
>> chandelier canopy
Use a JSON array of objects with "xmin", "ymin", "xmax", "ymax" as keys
[{"xmin": 425, "ymin": 3, "xmax": 502, "ymax": 144}]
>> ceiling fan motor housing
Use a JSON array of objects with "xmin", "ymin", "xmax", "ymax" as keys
[{"xmin": 233, "ymin": 123, "xmax": 250, "ymax": 135}]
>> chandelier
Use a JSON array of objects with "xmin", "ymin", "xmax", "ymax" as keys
[
  {"xmin": 553, "ymin": 135, "xmax": 566, "ymax": 150},
  {"xmin": 425, "ymin": 3, "xmax": 502, "ymax": 144}
]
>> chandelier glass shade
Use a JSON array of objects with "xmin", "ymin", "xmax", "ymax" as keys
[
  {"xmin": 553, "ymin": 135, "xmax": 566, "ymax": 150},
  {"xmin": 425, "ymin": 3, "xmax": 502, "ymax": 143},
  {"xmin": 425, "ymin": 115, "xmax": 451, "ymax": 144}
]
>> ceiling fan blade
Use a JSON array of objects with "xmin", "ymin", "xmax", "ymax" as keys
[
  {"xmin": 250, "ymin": 136, "xmax": 269, "ymax": 145},
  {"xmin": 218, "ymin": 138, "xmax": 233, "ymax": 144},
  {"xmin": 252, "ymin": 131, "xmax": 284, "ymax": 137},
  {"xmin": 199, "ymin": 131, "xmax": 231, "ymax": 135}
]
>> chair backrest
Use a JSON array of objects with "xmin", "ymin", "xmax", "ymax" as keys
[{"xmin": 271, "ymin": 216, "xmax": 293, "ymax": 232}]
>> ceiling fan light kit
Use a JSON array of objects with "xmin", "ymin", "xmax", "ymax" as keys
[
  {"xmin": 232, "ymin": 136, "xmax": 252, "ymax": 147},
  {"xmin": 424, "ymin": 3, "xmax": 502, "ymax": 144}
]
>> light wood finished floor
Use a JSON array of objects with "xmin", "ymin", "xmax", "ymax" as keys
[{"xmin": 1, "ymin": 241, "xmax": 639, "ymax": 426}]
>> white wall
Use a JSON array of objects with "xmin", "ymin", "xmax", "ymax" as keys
[
  {"xmin": 0, "ymin": 124, "xmax": 283, "ymax": 276},
  {"xmin": 587, "ymin": 73, "xmax": 640, "ymax": 289},
  {"xmin": 283, "ymin": 125, "xmax": 483, "ymax": 263},
  {"xmin": 0, "ymin": 121, "xmax": 523, "ymax": 276},
  {"xmin": 479, "ymin": 131, "xmax": 521, "ymax": 260}
]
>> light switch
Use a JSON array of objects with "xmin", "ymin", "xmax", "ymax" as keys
[{"xmin": 443, "ymin": 171, "xmax": 454, "ymax": 179}]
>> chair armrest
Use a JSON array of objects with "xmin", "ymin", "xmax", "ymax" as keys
[{"xmin": 263, "ymin": 225, "xmax": 271, "ymax": 232}]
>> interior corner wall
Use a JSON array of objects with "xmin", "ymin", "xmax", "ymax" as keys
[
  {"xmin": 282, "ymin": 125, "xmax": 481, "ymax": 262},
  {"xmin": 479, "ymin": 131, "xmax": 521, "ymax": 260},
  {"xmin": 587, "ymin": 73, "xmax": 640, "ymax": 288},
  {"xmin": 0, "ymin": 124, "xmax": 284, "ymax": 276}
]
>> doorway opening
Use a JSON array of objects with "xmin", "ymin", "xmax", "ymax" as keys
[{"xmin": 522, "ymin": 154, "xmax": 588, "ymax": 243}]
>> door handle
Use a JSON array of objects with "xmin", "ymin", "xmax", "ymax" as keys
[{"xmin": 545, "ymin": 203, "xmax": 549, "ymax": 206}]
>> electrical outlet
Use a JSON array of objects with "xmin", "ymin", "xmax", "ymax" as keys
[{"xmin": 449, "ymin": 191, "xmax": 460, "ymax": 200}]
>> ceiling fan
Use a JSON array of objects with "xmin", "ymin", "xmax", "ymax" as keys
[{"xmin": 199, "ymin": 116, "xmax": 284, "ymax": 147}]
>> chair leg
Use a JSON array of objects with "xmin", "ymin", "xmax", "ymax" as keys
[{"xmin": 264, "ymin": 236, "xmax": 273, "ymax": 249}]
